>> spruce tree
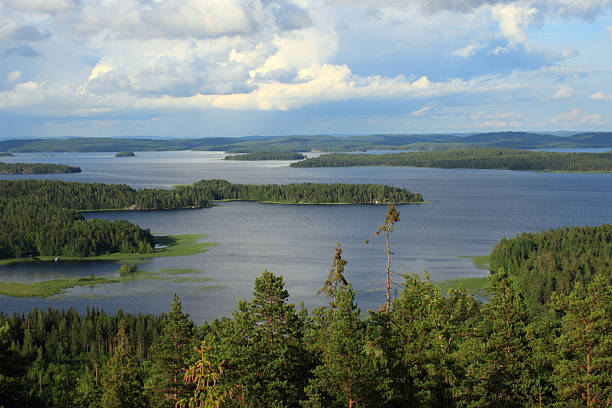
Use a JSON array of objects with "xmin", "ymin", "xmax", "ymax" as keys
[
  {"xmin": 100, "ymin": 319, "xmax": 146, "ymax": 408},
  {"xmin": 550, "ymin": 273, "xmax": 611, "ymax": 407},
  {"xmin": 145, "ymin": 293, "xmax": 196, "ymax": 407},
  {"xmin": 304, "ymin": 283, "xmax": 387, "ymax": 408}
]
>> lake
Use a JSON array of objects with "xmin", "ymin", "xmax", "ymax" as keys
[{"xmin": 1, "ymin": 151, "xmax": 611, "ymax": 323}]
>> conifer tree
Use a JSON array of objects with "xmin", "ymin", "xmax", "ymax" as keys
[
  {"xmin": 462, "ymin": 268, "xmax": 536, "ymax": 407},
  {"xmin": 317, "ymin": 243, "xmax": 348, "ymax": 299},
  {"xmin": 304, "ymin": 283, "xmax": 387, "ymax": 408},
  {"xmin": 177, "ymin": 341, "xmax": 226, "ymax": 408},
  {"xmin": 206, "ymin": 270, "xmax": 309, "ymax": 408},
  {"xmin": 146, "ymin": 293, "xmax": 196, "ymax": 407},
  {"xmin": 550, "ymin": 273, "xmax": 612, "ymax": 407},
  {"xmin": 100, "ymin": 319, "xmax": 146, "ymax": 408},
  {"xmin": 366, "ymin": 204, "xmax": 400, "ymax": 313}
]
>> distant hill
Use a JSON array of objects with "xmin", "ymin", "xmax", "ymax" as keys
[{"xmin": 1, "ymin": 132, "xmax": 611, "ymax": 153}]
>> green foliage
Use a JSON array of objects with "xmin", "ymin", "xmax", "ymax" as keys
[
  {"xmin": 305, "ymin": 284, "xmax": 386, "ymax": 408},
  {"xmin": 224, "ymin": 152, "xmax": 306, "ymax": 160},
  {"xmin": 550, "ymin": 274, "xmax": 612, "ymax": 407},
  {"xmin": 205, "ymin": 270, "xmax": 310, "ymax": 407},
  {"xmin": 291, "ymin": 148, "xmax": 612, "ymax": 172},
  {"xmin": 317, "ymin": 243, "xmax": 348, "ymax": 299},
  {"xmin": 0, "ymin": 162, "xmax": 81, "ymax": 174},
  {"xmin": 100, "ymin": 320, "xmax": 146, "ymax": 408},
  {"xmin": 114, "ymin": 151, "xmax": 135, "ymax": 157},
  {"xmin": 0, "ymin": 276, "xmax": 120, "ymax": 297},
  {"xmin": 146, "ymin": 294, "xmax": 196, "ymax": 407},
  {"xmin": 489, "ymin": 224, "xmax": 612, "ymax": 314},
  {"xmin": 177, "ymin": 341, "xmax": 226, "ymax": 408}
]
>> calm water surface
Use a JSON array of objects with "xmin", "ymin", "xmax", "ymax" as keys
[{"xmin": 1, "ymin": 151, "xmax": 611, "ymax": 323}]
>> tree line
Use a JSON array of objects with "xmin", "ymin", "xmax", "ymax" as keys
[
  {"xmin": 0, "ymin": 212, "xmax": 609, "ymax": 407},
  {"xmin": 489, "ymin": 224, "xmax": 612, "ymax": 314},
  {"xmin": 224, "ymin": 152, "xmax": 306, "ymax": 160},
  {"xmin": 0, "ymin": 180, "xmax": 422, "ymax": 260},
  {"xmin": 290, "ymin": 148, "xmax": 612, "ymax": 172},
  {"xmin": 0, "ymin": 162, "xmax": 81, "ymax": 174}
]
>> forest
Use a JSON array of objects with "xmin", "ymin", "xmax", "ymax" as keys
[
  {"xmin": 0, "ymin": 180, "xmax": 422, "ymax": 260},
  {"xmin": 489, "ymin": 224, "xmax": 612, "ymax": 314},
  {"xmin": 224, "ymin": 152, "xmax": 306, "ymax": 160},
  {"xmin": 290, "ymin": 148, "xmax": 612, "ymax": 172},
  {"xmin": 0, "ymin": 162, "xmax": 82, "ymax": 174},
  {"xmin": 1, "ymin": 132, "xmax": 611, "ymax": 153},
  {"xmin": 114, "ymin": 152, "xmax": 135, "ymax": 157},
  {"xmin": 0, "ymin": 219, "xmax": 610, "ymax": 407}
]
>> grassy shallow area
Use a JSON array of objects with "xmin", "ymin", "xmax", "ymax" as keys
[
  {"xmin": 435, "ymin": 277, "xmax": 489, "ymax": 297},
  {"xmin": 457, "ymin": 254, "xmax": 490, "ymax": 270},
  {"xmin": 0, "ymin": 234, "xmax": 215, "ymax": 266},
  {"xmin": 0, "ymin": 265, "xmax": 214, "ymax": 298},
  {"xmin": 0, "ymin": 276, "xmax": 120, "ymax": 298}
]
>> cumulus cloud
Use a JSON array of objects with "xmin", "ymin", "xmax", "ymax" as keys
[
  {"xmin": 5, "ymin": 70, "xmax": 22, "ymax": 83},
  {"xmin": 550, "ymin": 108, "xmax": 602, "ymax": 125},
  {"xmin": 553, "ymin": 85, "xmax": 575, "ymax": 99},
  {"xmin": 589, "ymin": 91, "xmax": 612, "ymax": 100},
  {"xmin": 491, "ymin": 3, "xmax": 537, "ymax": 44},
  {"xmin": 0, "ymin": 24, "xmax": 52, "ymax": 43},
  {"xmin": 3, "ymin": 0, "xmax": 79, "ymax": 14}
]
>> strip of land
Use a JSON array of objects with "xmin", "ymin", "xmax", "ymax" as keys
[
  {"xmin": 0, "ymin": 162, "xmax": 81, "ymax": 174},
  {"xmin": 290, "ymin": 148, "xmax": 612, "ymax": 172}
]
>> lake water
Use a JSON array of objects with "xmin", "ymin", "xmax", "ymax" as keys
[{"xmin": 1, "ymin": 151, "xmax": 612, "ymax": 323}]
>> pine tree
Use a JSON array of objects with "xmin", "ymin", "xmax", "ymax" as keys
[
  {"xmin": 206, "ymin": 270, "xmax": 309, "ymax": 407},
  {"xmin": 100, "ymin": 319, "xmax": 146, "ymax": 408},
  {"xmin": 462, "ymin": 268, "xmax": 536, "ymax": 407},
  {"xmin": 304, "ymin": 283, "xmax": 387, "ymax": 408},
  {"xmin": 177, "ymin": 341, "xmax": 226, "ymax": 408},
  {"xmin": 145, "ymin": 293, "xmax": 196, "ymax": 407},
  {"xmin": 550, "ymin": 273, "xmax": 612, "ymax": 407},
  {"xmin": 317, "ymin": 243, "xmax": 348, "ymax": 299}
]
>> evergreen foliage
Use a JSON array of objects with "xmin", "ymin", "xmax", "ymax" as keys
[
  {"xmin": 0, "ymin": 162, "xmax": 81, "ymax": 174},
  {"xmin": 224, "ymin": 152, "xmax": 305, "ymax": 160},
  {"xmin": 291, "ymin": 148, "xmax": 612, "ymax": 172},
  {"xmin": 489, "ymin": 224, "xmax": 612, "ymax": 313}
]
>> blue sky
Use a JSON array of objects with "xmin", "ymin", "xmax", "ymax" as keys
[{"xmin": 1, "ymin": 0, "xmax": 611, "ymax": 138}]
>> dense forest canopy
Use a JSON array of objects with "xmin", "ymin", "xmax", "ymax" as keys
[
  {"xmin": 115, "ymin": 151, "xmax": 135, "ymax": 157},
  {"xmin": 489, "ymin": 224, "xmax": 612, "ymax": 314},
  {"xmin": 1, "ymin": 132, "xmax": 611, "ymax": 153},
  {"xmin": 0, "ymin": 162, "xmax": 81, "ymax": 174},
  {"xmin": 290, "ymin": 148, "xmax": 612, "ymax": 172},
  {"xmin": 224, "ymin": 152, "xmax": 306, "ymax": 160},
  {"xmin": 1, "ymin": 260, "xmax": 609, "ymax": 407}
]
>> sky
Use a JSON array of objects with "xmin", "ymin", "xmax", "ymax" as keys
[{"xmin": 0, "ymin": 0, "xmax": 611, "ymax": 138}]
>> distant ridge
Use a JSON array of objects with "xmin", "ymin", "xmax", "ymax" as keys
[{"xmin": 1, "ymin": 132, "xmax": 611, "ymax": 153}]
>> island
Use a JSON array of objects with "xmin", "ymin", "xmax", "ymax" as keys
[
  {"xmin": 0, "ymin": 179, "xmax": 422, "ymax": 261},
  {"xmin": 290, "ymin": 148, "xmax": 612, "ymax": 172},
  {"xmin": 224, "ymin": 152, "xmax": 306, "ymax": 161},
  {"xmin": 115, "ymin": 151, "xmax": 136, "ymax": 157},
  {"xmin": 0, "ymin": 152, "xmax": 14, "ymax": 157},
  {"xmin": 0, "ymin": 162, "xmax": 82, "ymax": 174}
]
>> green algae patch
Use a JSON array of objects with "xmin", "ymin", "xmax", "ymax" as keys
[
  {"xmin": 458, "ymin": 254, "xmax": 490, "ymax": 270},
  {"xmin": 0, "ymin": 276, "xmax": 120, "ymax": 298}
]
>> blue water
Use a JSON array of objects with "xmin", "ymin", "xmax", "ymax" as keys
[{"xmin": 1, "ymin": 151, "xmax": 611, "ymax": 323}]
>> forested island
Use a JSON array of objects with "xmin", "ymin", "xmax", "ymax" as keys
[
  {"xmin": 1, "ymin": 131, "xmax": 612, "ymax": 153},
  {"xmin": 291, "ymin": 148, "xmax": 612, "ymax": 172},
  {"xmin": 0, "ymin": 220, "xmax": 609, "ymax": 407},
  {"xmin": 0, "ymin": 162, "xmax": 82, "ymax": 174},
  {"xmin": 0, "ymin": 179, "xmax": 421, "ymax": 260},
  {"xmin": 115, "ymin": 151, "xmax": 136, "ymax": 157},
  {"xmin": 224, "ymin": 152, "xmax": 306, "ymax": 160},
  {"xmin": 0, "ymin": 152, "xmax": 14, "ymax": 157}
]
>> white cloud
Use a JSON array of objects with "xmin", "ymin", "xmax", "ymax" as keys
[
  {"xmin": 6, "ymin": 70, "xmax": 22, "ymax": 83},
  {"xmin": 451, "ymin": 42, "xmax": 485, "ymax": 57},
  {"xmin": 549, "ymin": 108, "xmax": 602, "ymax": 125},
  {"xmin": 553, "ymin": 85, "xmax": 575, "ymax": 99},
  {"xmin": 589, "ymin": 91, "xmax": 612, "ymax": 100},
  {"xmin": 4, "ymin": 0, "xmax": 79, "ymax": 14},
  {"xmin": 491, "ymin": 3, "xmax": 537, "ymax": 44},
  {"xmin": 411, "ymin": 106, "xmax": 432, "ymax": 117}
]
